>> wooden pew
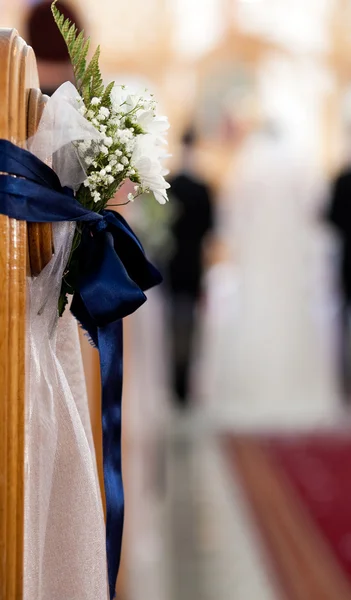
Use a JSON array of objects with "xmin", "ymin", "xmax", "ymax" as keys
[{"xmin": 0, "ymin": 28, "xmax": 52, "ymax": 600}]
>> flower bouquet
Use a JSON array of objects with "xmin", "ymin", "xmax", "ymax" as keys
[{"xmin": 50, "ymin": 0, "xmax": 170, "ymax": 315}]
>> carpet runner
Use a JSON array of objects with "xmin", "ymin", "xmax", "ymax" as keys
[{"xmin": 225, "ymin": 433, "xmax": 351, "ymax": 600}]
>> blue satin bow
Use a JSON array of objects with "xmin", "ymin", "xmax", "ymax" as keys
[{"xmin": 0, "ymin": 139, "xmax": 162, "ymax": 599}]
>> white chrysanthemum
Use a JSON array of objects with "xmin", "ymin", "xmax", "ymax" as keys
[
  {"xmin": 131, "ymin": 134, "xmax": 170, "ymax": 204},
  {"xmin": 110, "ymin": 85, "xmax": 129, "ymax": 113},
  {"xmin": 138, "ymin": 111, "xmax": 169, "ymax": 143},
  {"xmin": 110, "ymin": 85, "xmax": 154, "ymax": 116},
  {"xmin": 124, "ymin": 94, "xmax": 142, "ymax": 113}
]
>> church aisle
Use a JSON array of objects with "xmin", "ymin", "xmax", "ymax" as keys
[
  {"xmin": 124, "ymin": 412, "xmax": 281, "ymax": 600},
  {"xmin": 224, "ymin": 433, "xmax": 351, "ymax": 600}
]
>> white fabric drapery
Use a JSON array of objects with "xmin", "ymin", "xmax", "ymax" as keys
[{"xmin": 24, "ymin": 83, "xmax": 109, "ymax": 600}]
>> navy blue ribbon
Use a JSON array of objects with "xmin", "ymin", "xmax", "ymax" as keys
[{"xmin": 0, "ymin": 139, "xmax": 162, "ymax": 599}]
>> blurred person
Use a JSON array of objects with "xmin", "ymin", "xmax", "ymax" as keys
[
  {"xmin": 165, "ymin": 128, "xmax": 214, "ymax": 407},
  {"xmin": 202, "ymin": 123, "xmax": 338, "ymax": 426},
  {"xmin": 326, "ymin": 165, "xmax": 351, "ymax": 402},
  {"xmin": 26, "ymin": 0, "xmax": 81, "ymax": 96}
]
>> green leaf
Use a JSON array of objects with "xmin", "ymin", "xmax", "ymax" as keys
[
  {"xmin": 101, "ymin": 81, "xmax": 115, "ymax": 108},
  {"xmin": 81, "ymin": 45, "xmax": 104, "ymax": 100},
  {"xmin": 51, "ymin": 0, "xmax": 101, "ymax": 97}
]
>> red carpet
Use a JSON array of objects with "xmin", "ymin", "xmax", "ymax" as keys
[{"xmin": 224, "ymin": 433, "xmax": 351, "ymax": 600}]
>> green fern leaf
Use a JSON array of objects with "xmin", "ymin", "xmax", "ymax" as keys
[
  {"xmin": 81, "ymin": 45, "xmax": 104, "ymax": 100},
  {"xmin": 76, "ymin": 39, "xmax": 91, "ymax": 85},
  {"xmin": 51, "ymin": 1, "xmax": 96, "ymax": 95},
  {"xmin": 51, "ymin": 0, "xmax": 107, "ymax": 107},
  {"xmin": 71, "ymin": 32, "xmax": 90, "ymax": 86},
  {"xmin": 66, "ymin": 22, "xmax": 77, "ymax": 50},
  {"xmin": 101, "ymin": 81, "xmax": 114, "ymax": 108},
  {"xmin": 71, "ymin": 30, "xmax": 84, "ymax": 58},
  {"xmin": 81, "ymin": 46, "xmax": 100, "ymax": 87}
]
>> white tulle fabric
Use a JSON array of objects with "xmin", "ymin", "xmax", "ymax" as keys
[
  {"xmin": 24, "ymin": 83, "xmax": 109, "ymax": 600},
  {"xmin": 28, "ymin": 81, "xmax": 102, "ymax": 190}
]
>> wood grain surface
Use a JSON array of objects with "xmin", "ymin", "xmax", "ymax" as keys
[
  {"xmin": 27, "ymin": 88, "xmax": 53, "ymax": 275},
  {"xmin": 0, "ymin": 28, "xmax": 48, "ymax": 600}
]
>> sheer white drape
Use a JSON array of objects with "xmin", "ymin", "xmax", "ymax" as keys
[{"xmin": 24, "ymin": 83, "xmax": 109, "ymax": 600}]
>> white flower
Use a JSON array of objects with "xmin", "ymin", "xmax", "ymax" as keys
[
  {"xmin": 110, "ymin": 85, "xmax": 151, "ymax": 116},
  {"xmin": 92, "ymin": 191, "xmax": 101, "ymax": 203},
  {"xmin": 138, "ymin": 111, "xmax": 170, "ymax": 144},
  {"xmin": 124, "ymin": 94, "xmax": 142, "ymax": 113},
  {"xmin": 104, "ymin": 136, "xmax": 113, "ymax": 147},
  {"xmin": 110, "ymin": 85, "xmax": 128, "ymax": 113},
  {"xmin": 91, "ymin": 97, "xmax": 101, "ymax": 106},
  {"xmin": 99, "ymin": 107, "xmax": 110, "ymax": 119},
  {"xmin": 128, "ymin": 193, "xmax": 135, "ymax": 202},
  {"xmin": 131, "ymin": 134, "xmax": 170, "ymax": 204}
]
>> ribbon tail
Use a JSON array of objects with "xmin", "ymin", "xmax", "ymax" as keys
[{"xmin": 98, "ymin": 320, "xmax": 125, "ymax": 600}]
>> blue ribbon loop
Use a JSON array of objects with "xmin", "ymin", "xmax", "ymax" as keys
[{"xmin": 0, "ymin": 139, "xmax": 162, "ymax": 599}]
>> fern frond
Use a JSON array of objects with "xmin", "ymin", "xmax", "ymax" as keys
[
  {"xmin": 71, "ymin": 32, "xmax": 91, "ymax": 85},
  {"xmin": 80, "ymin": 46, "xmax": 104, "ymax": 103},
  {"xmin": 101, "ymin": 82, "xmax": 115, "ymax": 108},
  {"xmin": 51, "ymin": 1, "xmax": 93, "ymax": 93}
]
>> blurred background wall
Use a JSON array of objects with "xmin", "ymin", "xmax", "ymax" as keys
[{"xmin": 4, "ymin": 0, "xmax": 351, "ymax": 179}]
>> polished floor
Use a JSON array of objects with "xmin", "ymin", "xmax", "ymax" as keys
[{"xmin": 124, "ymin": 417, "xmax": 280, "ymax": 600}]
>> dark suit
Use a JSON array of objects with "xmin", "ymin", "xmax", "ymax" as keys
[
  {"xmin": 165, "ymin": 173, "xmax": 213, "ymax": 404},
  {"xmin": 327, "ymin": 169, "xmax": 351, "ymax": 398}
]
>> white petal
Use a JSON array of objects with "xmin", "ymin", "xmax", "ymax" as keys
[{"xmin": 154, "ymin": 189, "xmax": 168, "ymax": 204}]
